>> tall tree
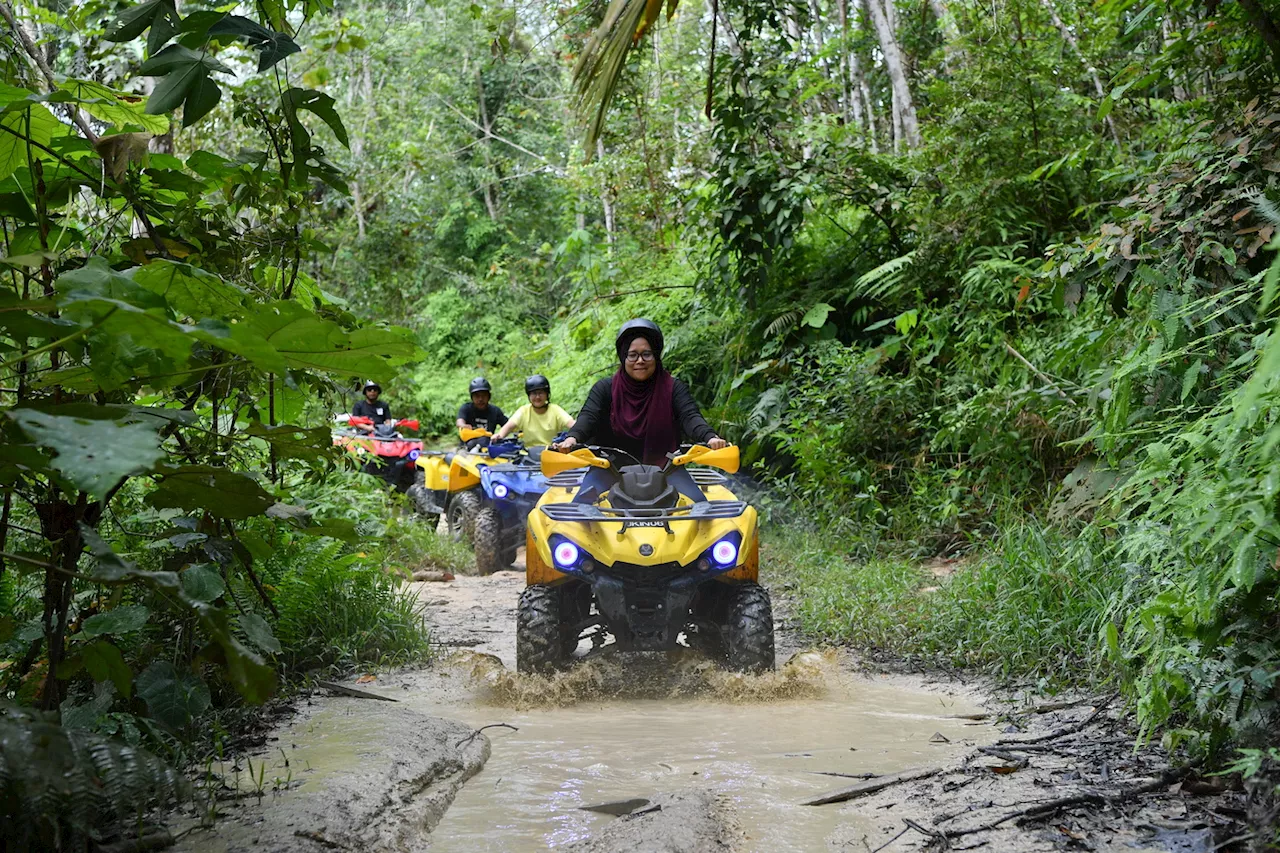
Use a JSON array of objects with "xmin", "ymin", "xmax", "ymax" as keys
[{"xmin": 865, "ymin": 0, "xmax": 920, "ymax": 149}]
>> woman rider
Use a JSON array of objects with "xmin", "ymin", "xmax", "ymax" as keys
[{"xmin": 552, "ymin": 319, "xmax": 727, "ymax": 464}]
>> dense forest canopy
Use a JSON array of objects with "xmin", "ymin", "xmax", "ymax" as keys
[{"xmin": 3, "ymin": 0, "xmax": 1280, "ymax": 845}]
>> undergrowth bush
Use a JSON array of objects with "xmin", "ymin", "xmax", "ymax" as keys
[{"xmin": 775, "ymin": 522, "xmax": 1119, "ymax": 687}]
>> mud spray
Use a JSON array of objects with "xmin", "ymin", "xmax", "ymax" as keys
[
  {"xmin": 448, "ymin": 649, "xmax": 835, "ymax": 709},
  {"xmin": 405, "ymin": 649, "xmax": 988, "ymax": 852}
]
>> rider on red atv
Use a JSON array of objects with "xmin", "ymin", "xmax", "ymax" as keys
[{"xmin": 352, "ymin": 380, "xmax": 393, "ymax": 432}]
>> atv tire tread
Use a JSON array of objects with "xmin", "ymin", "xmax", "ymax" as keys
[
  {"xmin": 473, "ymin": 504, "xmax": 503, "ymax": 575},
  {"xmin": 725, "ymin": 582, "xmax": 775, "ymax": 673},
  {"xmin": 516, "ymin": 585, "xmax": 565, "ymax": 673},
  {"xmin": 448, "ymin": 490, "xmax": 481, "ymax": 542}
]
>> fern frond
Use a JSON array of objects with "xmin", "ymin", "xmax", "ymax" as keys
[
  {"xmin": 852, "ymin": 251, "xmax": 917, "ymax": 301},
  {"xmin": 1250, "ymin": 191, "xmax": 1280, "ymax": 228},
  {"xmin": 764, "ymin": 309, "xmax": 802, "ymax": 338},
  {"xmin": 0, "ymin": 703, "xmax": 187, "ymax": 848}
]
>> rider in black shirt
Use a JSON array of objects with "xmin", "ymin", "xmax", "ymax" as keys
[
  {"xmin": 455, "ymin": 377, "xmax": 508, "ymax": 433},
  {"xmin": 352, "ymin": 380, "xmax": 392, "ymax": 432}
]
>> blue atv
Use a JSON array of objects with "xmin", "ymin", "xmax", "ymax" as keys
[{"xmin": 471, "ymin": 438, "xmax": 551, "ymax": 574}]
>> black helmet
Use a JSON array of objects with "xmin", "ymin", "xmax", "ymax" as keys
[
  {"xmin": 525, "ymin": 374, "xmax": 551, "ymax": 396},
  {"xmin": 468, "ymin": 377, "xmax": 492, "ymax": 395},
  {"xmin": 616, "ymin": 318, "xmax": 663, "ymax": 361},
  {"xmin": 362, "ymin": 379, "xmax": 381, "ymax": 393}
]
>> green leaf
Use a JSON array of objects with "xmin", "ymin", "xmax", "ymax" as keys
[
  {"xmin": 82, "ymin": 604, "xmax": 151, "ymax": 638},
  {"xmin": 136, "ymin": 661, "xmax": 210, "ymax": 728},
  {"xmin": 801, "ymin": 302, "xmax": 833, "ymax": 329},
  {"xmin": 1097, "ymin": 94, "xmax": 1114, "ymax": 123},
  {"xmin": 57, "ymin": 79, "xmax": 170, "ymax": 135},
  {"xmin": 283, "ymin": 87, "xmax": 349, "ymax": 147},
  {"xmin": 82, "ymin": 640, "xmax": 134, "ymax": 698},
  {"xmin": 247, "ymin": 301, "xmax": 417, "ymax": 375},
  {"xmin": 239, "ymin": 613, "xmax": 281, "ymax": 655},
  {"xmin": 181, "ymin": 72, "xmax": 222, "ymax": 126},
  {"xmin": 207, "ymin": 16, "xmax": 301, "ymax": 71},
  {"xmin": 179, "ymin": 563, "xmax": 224, "ymax": 602},
  {"xmin": 145, "ymin": 61, "xmax": 206, "ymax": 116},
  {"xmin": 148, "ymin": 465, "xmax": 275, "ymax": 519},
  {"xmin": 131, "ymin": 260, "xmax": 247, "ymax": 319},
  {"xmin": 7, "ymin": 409, "xmax": 165, "ymax": 500},
  {"xmin": 0, "ymin": 102, "xmax": 62, "ymax": 183},
  {"xmin": 1180, "ymin": 359, "xmax": 1202, "ymax": 402},
  {"xmin": 299, "ymin": 517, "xmax": 359, "ymax": 542},
  {"xmin": 105, "ymin": 0, "xmax": 181, "ymax": 54}
]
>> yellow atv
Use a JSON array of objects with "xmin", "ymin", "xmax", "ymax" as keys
[
  {"xmin": 519, "ymin": 443, "xmax": 774, "ymax": 673},
  {"xmin": 410, "ymin": 427, "xmax": 496, "ymax": 541}
]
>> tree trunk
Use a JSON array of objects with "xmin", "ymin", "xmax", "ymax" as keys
[
  {"xmin": 476, "ymin": 71, "xmax": 500, "ymax": 221},
  {"xmin": 928, "ymin": 0, "xmax": 961, "ymax": 65},
  {"xmin": 864, "ymin": 0, "xmax": 921, "ymax": 149},
  {"xmin": 1237, "ymin": 0, "xmax": 1280, "ymax": 76},
  {"xmin": 1040, "ymin": 0, "xmax": 1120, "ymax": 145},
  {"xmin": 597, "ymin": 139, "xmax": 615, "ymax": 251}
]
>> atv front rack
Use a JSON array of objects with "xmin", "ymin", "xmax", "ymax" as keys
[
  {"xmin": 540, "ymin": 500, "xmax": 747, "ymax": 523},
  {"xmin": 544, "ymin": 468, "xmax": 727, "ymax": 488}
]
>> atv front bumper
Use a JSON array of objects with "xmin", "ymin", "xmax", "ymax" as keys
[{"xmin": 583, "ymin": 564, "xmax": 710, "ymax": 651}]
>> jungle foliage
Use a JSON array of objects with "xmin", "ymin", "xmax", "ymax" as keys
[{"xmin": 5, "ymin": 0, "xmax": 1280, "ymax": 845}]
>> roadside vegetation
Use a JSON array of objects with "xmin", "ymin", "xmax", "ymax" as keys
[{"xmin": 3, "ymin": 0, "xmax": 1280, "ymax": 847}]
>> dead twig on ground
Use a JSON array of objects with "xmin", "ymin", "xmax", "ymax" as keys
[
  {"xmin": 804, "ymin": 766, "xmax": 944, "ymax": 806},
  {"xmin": 996, "ymin": 693, "xmax": 1118, "ymax": 746},
  {"xmin": 294, "ymin": 829, "xmax": 347, "ymax": 849},
  {"xmin": 947, "ymin": 767, "xmax": 1189, "ymax": 838},
  {"xmin": 455, "ymin": 722, "xmax": 519, "ymax": 749}
]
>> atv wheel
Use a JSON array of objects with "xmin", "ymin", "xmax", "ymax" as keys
[
  {"xmin": 723, "ymin": 583, "xmax": 775, "ymax": 673},
  {"xmin": 501, "ymin": 545, "xmax": 518, "ymax": 568},
  {"xmin": 516, "ymin": 585, "xmax": 566, "ymax": 674},
  {"xmin": 409, "ymin": 485, "xmax": 441, "ymax": 528},
  {"xmin": 473, "ymin": 504, "xmax": 503, "ymax": 575},
  {"xmin": 447, "ymin": 491, "xmax": 480, "ymax": 542}
]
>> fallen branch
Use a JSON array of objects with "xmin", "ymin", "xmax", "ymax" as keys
[
  {"xmin": 948, "ymin": 767, "xmax": 1189, "ymax": 838},
  {"xmin": 802, "ymin": 765, "xmax": 943, "ymax": 806},
  {"xmin": 315, "ymin": 680, "xmax": 398, "ymax": 702},
  {"xmin": 996, "ymin": 693, "xmax": 1118, "ymax": 746},
  {"xmin": 455, "ymin": 722, "xmax": 519, "ymax": 749},
  {"xmin": 808, "ymin": 770, "xmax": 879, "ymax": 780}
]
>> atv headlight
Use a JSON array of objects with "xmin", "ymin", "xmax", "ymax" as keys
[
  {"xmin": 408, "ymin": 448, "xmax": 421, "ymax": 461},
  {"xmin": 711, "ymin": 538, "xmax": 738, "ymax": 567},
  {"xmin": 552, "ymin": 539, "xmax": 581, "ymax": 569},
  {"xmin": 493, "ymin": 483, "xmax": 509, "ymax": 499}
]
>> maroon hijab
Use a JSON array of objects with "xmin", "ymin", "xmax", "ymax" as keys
[{"xmin": 610, "ymin": 361, "xmax": 677, "ymax": 466}]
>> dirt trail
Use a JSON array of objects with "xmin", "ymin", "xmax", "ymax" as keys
[{"xmin": 390, "ymin": 570, "xmax": 1251, "ymax": 853}]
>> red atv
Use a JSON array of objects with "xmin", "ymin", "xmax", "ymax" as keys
[{"xmin": 333, "ymin": 415, "xmax": 424, "ymax": 492}]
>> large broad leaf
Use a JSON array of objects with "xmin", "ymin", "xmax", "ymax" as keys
[
  {"xmin": 247, "ymin": 301, "xmax": 417, "ymax": 375},
  {"xmin": 56, "ymin": 257, "xmax": 168, "ymax": 310},
  {"xmin": 0, "ymin": 100, "xmax": 62, "ymax": 183},
  {"xmin": 208, "ymin": 15, "xmax": 300, "ymax": 71},
  {"xmin": 239, "ymin": 613, "xmax": 281, "ymax": 655},
  {"xmin": 131, "ymin": 260, "xmax": 248, "ymax": 320},
  {"xmin": 136, "ymin": 661, "xmax": 210, "ymax": 728},
  {"xmin": 7, "ymin": 409, "xmax": 165, "ymax": 500},
  {"xmin": 56, "ymin": 79, "xmax": 170, "ymax": 135},
  {"xmin": 140, "ymin": 45, "xmax": 230, "ymax": 126},
  {"xmin": 282, "ymin": 87, "xmax": 349, "ymax": 146},
  {"xmin": 81, "ymin": 640, "xmax": 134, "ymax": 698},
  {"xmin": 244, "ymin": 422, "xmax": 335, "ymax": 463},
  {"xmin": 105, "ymin": 0, "xmax": 181, "ymax": 55},
  {"xmin": 82, "ymin": 604, "xmax": 151, "ymax": 638},
  {"xmin": 179, "ymin": 564, "xmax": 225, "ymax": 602},
  {"xmin": 147, "ymin": 465, "xmax": 275, "ymax": 519}
]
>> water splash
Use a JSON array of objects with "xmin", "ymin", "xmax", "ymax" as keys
[{"xmin": 442, "ymin": 649, "xmax": 836, "ymax": 709}]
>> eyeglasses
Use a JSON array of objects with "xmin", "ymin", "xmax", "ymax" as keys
[{"xmin": 625, "ymin": 351, "xmax": 656, "ymax": 363}]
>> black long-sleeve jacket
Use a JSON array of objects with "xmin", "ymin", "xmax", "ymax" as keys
[{"xmin": 566, "ymin": 375, "xmax": 717, "ymax": 461}]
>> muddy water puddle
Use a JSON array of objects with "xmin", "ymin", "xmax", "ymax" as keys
[{"xmin": 381, "ymin": 651, "xmax": 992, "ymax": 852}]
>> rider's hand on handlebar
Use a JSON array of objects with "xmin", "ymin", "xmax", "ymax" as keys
[
  {"xmin": 708, "ymin": 436, "xmax": 727, "ymax": 450},
  {"xmin": 551, "ymin": 436, "xmax": 579, "ymax": 452}
]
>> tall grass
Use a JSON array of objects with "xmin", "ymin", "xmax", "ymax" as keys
[{"xmin": 773, "ymin": 522, "xmax": 1120, "ymax": 686}]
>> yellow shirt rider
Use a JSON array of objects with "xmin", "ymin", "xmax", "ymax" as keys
[{"xmin": 494, "ymin": 375, "xmax": 575, "ymax": 447}]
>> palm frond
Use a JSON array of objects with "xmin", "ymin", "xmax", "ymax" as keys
[{"xmin": 573, "ymin": 0, "xmax": 679, "ymax": 154}]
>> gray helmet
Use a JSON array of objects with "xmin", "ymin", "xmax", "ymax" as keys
[
  {"xmin": 525, "ymin": 374, "xmax": 550, "ymax": 396},
  {"xmin": 468, "ymin": 377, "xmax": 492, "ymax": 395},
  {"xmin": 362, "ymin": 380, "xmax": 381, "ymax": 393},
  {"xmin": 616, "ymin": 318, "xmax": 663, "ymax": 361}
]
